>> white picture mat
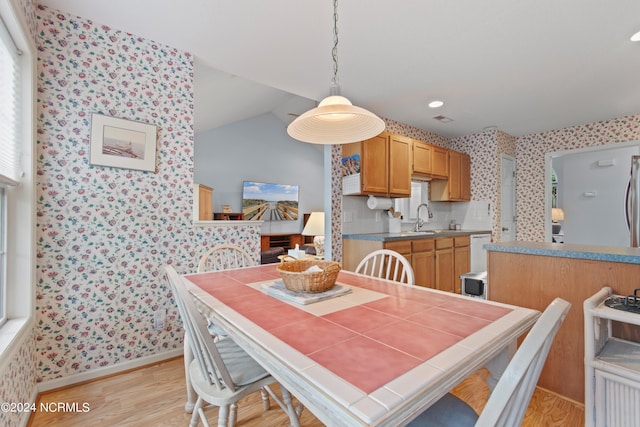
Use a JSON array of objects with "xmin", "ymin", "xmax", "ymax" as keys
[{"xmin": 90, "ymin": 113, "xmax": 157, "ymax": 172}]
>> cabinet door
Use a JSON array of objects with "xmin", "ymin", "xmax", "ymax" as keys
[
  {"xmin": 412, "ymin": 140, "xmax": 432, "ymax": 175},
  {"xmin": 389, "ymin": 134, "xmax": 411, "ymax": 197},
  {"xmin": 460, "ymin": 153, "xmax": 471, "ymax": 201},
  {"xmin": 361, "ymin": 133, "xmax": 389, "ymax": 195},
  {"xmin": 435, "ymin": 247, "xmax": 455, "ymax": 293},
  {"xmin": 412, "ymin": 239, "xmax": 435, "ymax": 288},
  {"xmin": 432, "ymin": 146, "xmax": 449, "ymax": 178},
  {"xmin": 448, "ymin": 151, "xmax": 462, "ymax": 200},
  {"xmin": 413, "ymin": 250, "xmax": 435, "ymax": 288},
  {"xmin": 454, "ymin": 245, "xmax": 470, "ymax": 294},
  {"xmin": 198, "ymin": 184, "xmax": 213, "ymax": 220}
]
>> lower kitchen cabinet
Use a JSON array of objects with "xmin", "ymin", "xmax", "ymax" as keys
[
  {"xmin": 411, "ymin": 239, "xmax": 435, "ymax": 288},
  {"xmin": 435, "ymin": 238, "xmax": 454, "ymax": 293},
  {"xmin": 453, "ymin": 236, "xmax": 470, "ymax": 294},
  {"xmin": 342, "ymin": 236, "xmax": 470, "ymax": 293}
]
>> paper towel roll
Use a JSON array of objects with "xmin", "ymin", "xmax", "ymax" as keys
[{"xmin": 367, "ymin": 195, "xmax": 393, "ymax": 210}]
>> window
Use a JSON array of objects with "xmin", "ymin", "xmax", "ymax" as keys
[
  {"xmin": 0, "ymin": 15, "xmax": 23, "ymax": 326},
  {"xmin": 0, "ymin": 188, "xmax": 4, "ymax": 324},
  {"xmin": 0, "ymin": 2, "xmax": 33, "ymax": 336},
  {"xmin": 394, "ymin": 182, "xmax": 428, "ymax": 220}
]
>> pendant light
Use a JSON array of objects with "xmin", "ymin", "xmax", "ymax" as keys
[{"xmin": 287, "ymin": 0, "xmax": 385, "ymax": 145}]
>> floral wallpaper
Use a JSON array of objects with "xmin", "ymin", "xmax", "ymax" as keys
[{"xmin": 33, "ymin": 5, "xmax": 261, "ymax": 382}]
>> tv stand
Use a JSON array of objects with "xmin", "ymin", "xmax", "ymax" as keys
[{"xmin": 261, "ymin": 233, "xmax": 303, "ymax": 251}]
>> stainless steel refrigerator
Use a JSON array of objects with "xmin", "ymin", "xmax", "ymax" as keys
[{"xmin": 627, "ymin": 155, "xmax": 640, "ymax": 247}]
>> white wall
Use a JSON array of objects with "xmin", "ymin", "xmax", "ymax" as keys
[{"xmin": 194, "ymin": 113, "xmax": 324, "ymax": 234}]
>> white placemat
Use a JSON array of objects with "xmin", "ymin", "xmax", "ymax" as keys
[{"xmin": 261, "ymin": 280, "xmax": 352, "ymax": 305}]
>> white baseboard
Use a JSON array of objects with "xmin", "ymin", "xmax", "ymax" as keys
[{"xmin": 37, "ymin": 348, "xmax": 183, "ymax": 392}]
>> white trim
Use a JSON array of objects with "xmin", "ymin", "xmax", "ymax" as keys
[
  {"xmin": 0, "ymin": 316, "xmax": 32, "ymax": 371},
  {"xmin": 37, "ymin": 348, "xmax": 183, "ymax": 392},
  {"xmin": 193, "ymin": 220, "xmax": 264, "ymax": 228}
]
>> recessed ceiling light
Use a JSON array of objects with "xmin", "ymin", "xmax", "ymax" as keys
[
  {"xmin": 631, "ymin": 31, "xmax": 640, "ymax": 42},
  {"xmin": 428, "ymin": 100, "xmax": 444, "ymax": 108}
]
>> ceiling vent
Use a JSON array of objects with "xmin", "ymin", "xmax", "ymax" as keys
[{"xmin": 433, "ymin": 115, "xmax": 453, "ymax": 123}]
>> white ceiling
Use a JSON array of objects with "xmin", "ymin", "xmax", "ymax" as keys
[{"xmin": 39, "ymin": 0, "xmax": 640, "ymax": 138}]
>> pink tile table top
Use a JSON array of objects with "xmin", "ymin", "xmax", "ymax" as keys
[{"xmin": 184, "ymin": 265, "xmax": 539, "ymax": 426}]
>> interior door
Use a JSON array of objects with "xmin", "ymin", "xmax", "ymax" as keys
[{"xmin": 500, "ymin": 155, "xmax": 516, "ymax": 241}]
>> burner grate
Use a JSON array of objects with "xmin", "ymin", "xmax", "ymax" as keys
[{"xmin": 604, "ymin": 288, "xmax": 640, "ymax": 314}]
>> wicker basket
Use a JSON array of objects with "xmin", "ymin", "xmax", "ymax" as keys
[{"xmin": 277, "ymin": 259, "xmax": 341, "ymax": 293}]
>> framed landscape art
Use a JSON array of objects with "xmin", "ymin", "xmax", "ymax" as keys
[{"xmin": 90, "ymin": 113, "xmax": 157, "ymax": 172}]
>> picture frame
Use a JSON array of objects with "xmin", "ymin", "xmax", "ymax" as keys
[{"xmin": 90, "ymin": 113, "xmax": 158, "ymax": 172}]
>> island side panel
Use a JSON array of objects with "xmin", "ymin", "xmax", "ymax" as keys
[{"xmin": 487, "ymin": 250, "xmax": 640, "ymax": 403}]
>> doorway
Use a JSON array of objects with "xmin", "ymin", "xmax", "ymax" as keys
[{"xmin": 500, "ymin": 155, "xmax": 516, "ymax": 241}]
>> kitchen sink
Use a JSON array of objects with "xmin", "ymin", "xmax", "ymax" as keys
[{"xmin": 398, "ymin": 230, "xmax": 437, "ymax": 236}]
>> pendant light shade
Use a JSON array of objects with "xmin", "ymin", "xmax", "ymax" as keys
[
  {"xmin": 287, "ymin": 0, "xmax": 385, "ymax": 145},
  {"xmin": 287, "ymin": 95, "xmax": 386, "ymax": 144}
]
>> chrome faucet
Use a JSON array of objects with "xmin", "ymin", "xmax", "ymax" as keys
[{"xmin": 414, "ymin": 203, "xmax": 433, "ymax": 231}]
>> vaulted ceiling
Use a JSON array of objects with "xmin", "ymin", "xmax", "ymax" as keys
[{"xmin": 39, "ymin": 0, "xmax": 640, "ymax": 137}]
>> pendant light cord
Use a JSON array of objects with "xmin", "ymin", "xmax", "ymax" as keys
[{"xmin": 330, "ymin": 0, "xmax": 340, "ymax": 95}]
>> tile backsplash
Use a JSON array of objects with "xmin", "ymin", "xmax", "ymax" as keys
[{"xmin": 342, "ymin": 195, "xmax": 492, "ymax": 234}]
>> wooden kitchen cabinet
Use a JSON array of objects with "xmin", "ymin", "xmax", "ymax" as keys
[
  {"xmin": 460, "ymin": 153, "xmax": 471, "ymax": 201},
  {"xmin": 342, "ymin": 132, "xmax": 411, "ymax": 197},
  {"xmin": 343, "ymin": 236, "xmax": 468, "ymax": 293},
  {"xmin": 430, "ymin": 150, "xmax": 471, "ymax": 202},
  {"xmin": 435, "ymin": 238, "xmax": 455, "ymax": 293},
  {"xmin": 388, "ymin": 134, "xmax": 412, "ymax": 196},
  {"xmin": 411, "ymin": 239, "xmax": 435, "ymax": 288},
  {"xmin": 194, "ymin": 183, "xmax": 213, "ymax": 220},
  {"xmin": 412, "ymin": 140, "xmax": 448, "ymax": 180},
  {"xmin": 453, "ymin": 236, "xmax": 470, "ymax": 294}
]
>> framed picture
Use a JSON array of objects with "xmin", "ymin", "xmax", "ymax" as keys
[{"xmin": 90, "ymin": 113, "xmax": 158, "ymax": 172}]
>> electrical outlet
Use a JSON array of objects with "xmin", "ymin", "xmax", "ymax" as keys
[
  {"xmin": 153, "ymin": 309, "xmax": 166, "ymax": 330},
  {"xmin": 375, "ymin": 212, "xmax": 381, "ymax": 222},
  {"xmin": 343, "ymin": 211, "xmax": 353, "ymax": 223}
]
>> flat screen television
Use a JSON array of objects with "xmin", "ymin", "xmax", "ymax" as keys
[{"xmin": 242, "ymin": 181, "xmax": 299, "ymax": 221}]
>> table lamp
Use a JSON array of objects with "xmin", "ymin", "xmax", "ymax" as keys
[
  {"xmin": 302, "ymin": 212, "xmax": 325, "ymax": 258},
  {"xmin": 552, "ymin": 208, "xmax": 565, "ymax": 234}
]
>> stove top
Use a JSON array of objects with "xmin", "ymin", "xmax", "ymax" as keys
[{"xmin": 605, "ymin": 289, "xmax": 640, "ymax": 314}]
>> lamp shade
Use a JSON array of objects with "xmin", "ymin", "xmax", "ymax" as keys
[
  {"xmin": 552, "ymin": 208, "xmax": 565, "ymax": 221},
  {"xmin": 287, "ymin": 95, "xmax": 386, "ymax": 145},
  {"xmin": 302, "ymin": 212, "xmax": 325, "ymax": 236}
]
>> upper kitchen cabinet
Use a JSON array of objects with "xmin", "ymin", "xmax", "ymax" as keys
[
  {"xmin": 430, "ymin": 150, "xmax": 471, "ymax": 201},
  {"xmin": 411, "ymin": 140, "xmax": 448, "ymax": 180},
  {"xmin": 342, "ymin": 132, "xmax": 411, "ymax": 197}
]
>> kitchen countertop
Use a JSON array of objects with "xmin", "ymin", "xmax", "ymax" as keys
[
  {"xmin": 485, "ymin": 241, "xmax": 640, "ymax": 265},
  {"xmin": 342, "ymin": 229, "xmax": 491, "ymax": 242}
]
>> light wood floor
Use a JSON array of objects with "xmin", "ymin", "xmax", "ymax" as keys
[{"xmin": 28, "ymin": 356, "xmax": 584, "ymax": 426}]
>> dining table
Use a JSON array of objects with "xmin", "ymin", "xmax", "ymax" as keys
[{"xmin": 182, "ymin": 264, "xmax": 540, "ymax": 426}]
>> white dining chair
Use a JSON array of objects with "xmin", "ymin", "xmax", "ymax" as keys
[
  {"xmin": 165, "ymin": 265, "xmax": 302, "ymax": 427},
  {"xmin": 355, "ymin": 249, "xmax": 415, "ymax": 285},
  {"xmin": 407, "ymin": 297, "xmax": 571, "ymax": 427},
  {"xmin": 180, "ymin": 245, "xmax": 260, "ymax": 413},
  {"xmin": 198, "ymin": 244, "xmax": 255, "ymax": 272}
]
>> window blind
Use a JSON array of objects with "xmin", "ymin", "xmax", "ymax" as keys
[{"xmin": 0, "ymin": 17, "xmax": 20, "ymax": 186}]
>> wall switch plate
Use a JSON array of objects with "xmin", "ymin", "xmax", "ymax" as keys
[
  {"xmin": 375, "ymin": 212, "xmax": 381, "ymax": 222},
  {"xmin": 153, "ymin": 309, "xmax": 166, "ymax": 330}
]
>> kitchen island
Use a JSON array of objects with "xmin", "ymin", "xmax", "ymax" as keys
[
  {"xmin": 343, "ymin": 230, "xmax": 490, "ymax": 292},
  {"xmin": 486, "ymin": 241, "xmax": 640, "ymax": 404}
]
